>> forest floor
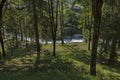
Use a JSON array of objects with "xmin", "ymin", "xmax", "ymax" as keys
[{"xmin": 0, "ymin": 43, "xmax": 120, "ymax": 80}]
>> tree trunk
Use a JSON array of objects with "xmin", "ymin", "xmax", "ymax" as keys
[
  {"xmin": 60, "ymin": 0, "xmax": 64, "ymax": 44},
  {"xmin": 53, "ymin": 37, "xmax": 56, "ymax": 56},
  {"xmin": 88, "ymin": 14, "xmax": 92, "ymax": 51},
  {"xmin": 0, "ymin": 31, "xmax": 5, "ymax": 57},
  {"xmin": 19, "ymin": 20, "xmax": 23, "ymax": 41},
  {"xmin": 14, "ymin": 27, "xmax": 18, "ymax": 47},
  {"xmin": 48, "ymin": 0, "xmax": 58, "ymax": 57},
  {"xmin": 23, "ymin": 27, "xmax": 28, "ymax": 49},
  {"xmin": 32, "ymin": 0, "xmax": 41, "ymax": 64},
  {"xmin": 90, "ymin": 0, "xmax": 103, "ymax": 76},
  {"xmin": 88, "ymin": 28, "xmax": 91, "ymax": 50},
  {"xmin": 0, "ymin": 0, "xmax": 6, "ymax": 57},
  {"xmin": 118, "ymin": 40, "xmax": 120, "ymax": 48},
  {"xmin": 53, "ymin": 0, "xmax": 59, "ymax": 56},
  {"xmin": 104, "ymin": 39, "xmax": 109, "ymax": 53},
  {"xmin": 109, "ymin": 37, "xmax": 117, "ymax": 64}
]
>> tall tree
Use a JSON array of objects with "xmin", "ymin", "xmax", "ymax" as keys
[
  {"xmin": 90, "ymin": 0, "xmax": 103, "ymax": 75},
  {"xmin": 32, "ymin": 0, "xmax": 41, "ymax": 64},
  {"xmin": 0, "ymin": 0, "xmax": 6, "ymax": 57},
  {"xmin": 88, "ymin": 13, "xmax": 92, "ymax": 51},
  {"xmin": 48, "ymin": 0, "xmax": 59, "ymax": 56},
  {"xmin": 60, "ymin": 0, "xmax": 64, "ymax": 44}
]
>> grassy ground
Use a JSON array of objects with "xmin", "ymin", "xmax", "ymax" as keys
[{"xmin": 0, "ymin": 43, "xmax": 120, "ymax": 80}]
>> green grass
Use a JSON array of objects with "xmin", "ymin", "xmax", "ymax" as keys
[{"xmin": 0, "ymin": 43, "xmax": 120, "ymax": 80}]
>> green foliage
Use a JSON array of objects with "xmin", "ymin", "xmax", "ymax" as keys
[{"xmin": 0, "ymin": 0, "xmax": 120, "ymax": 79}]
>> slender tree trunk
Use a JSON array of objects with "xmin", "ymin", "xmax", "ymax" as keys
[
  {"xmin": 104, "ymin": 39, "xmax": 109, "ymax": 53},
  {"xmin": 23, "ymin": 27, "xmax": 28, "ymax": 48},
  {"xmin": 49, "ymin": 0, "xmax": 55, "ymax": 56},
  {"xmin": 84, "ymin": 17, "xmax": 88, "ymax": 43},
  {"xmin": 90, "ymin": 0, "xmax": 103, "ymax": 76},
  {"xmin": 53, "ymin": 0, "xmax": 59, "ymax": 56},
  {"xmin": 118, "ymin": 40, "xmax": 120, "ymax": 48},
  {"xmin": 14, "ymin": 27, "xmax": 18, "ymax": 47},
  {"xmin": 60, "ymin": 0, "xmax": 64, "ymax": 44},
  {"xmin": 53, "ymin": 37, "xmax": 56, "ymax": 56},
  {"xmin": 0, "ymin": 31, "xmax": 5, "ymax": 56},
  {"xmin": 0, "ymin": 0, "xmax": 6, "ymax": 57},
  {"xmin": 49, "ymin": 0, "xmax": 58, "ymax": 57},
  {"xmin": 88, "ymin": 28, "xmax": 91, "ymax": 50},
  {"xmin": 109, "ymin": 37, "xmax": 117, "ymax": 64},
  {"xmin": 32, "ymin": 0, "xmax": 40, "ymax": 63},
  {"xmin": 19, "ymin": 20, "xmax": 23, "ymax": 41},
  {"xmin": 25, "ymin": 35, "xmax": 28, "ymax": 48},
  {"xmin": 88, "ymin": 14, "xmax": 92, "ymax": 51}
]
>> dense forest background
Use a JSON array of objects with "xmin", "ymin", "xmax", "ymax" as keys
[{"xmin": 0, "ymin": 0, "xmax": 120, "ymax": 80}]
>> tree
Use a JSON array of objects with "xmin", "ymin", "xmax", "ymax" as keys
[
  {"xmin": 59, "ymin": 0, "xmax": 64, "ymax": 44},
  {"xmin": 90, "ymin": 0, "xmax": 103, "ymax": 75},
  {"xmin": 32, "ymin": 0, "xmax": 41, "ymax": 64},
  {"xmin": 0, "ymin": 0, "xmax": 6, "ymax": 57},
  {"xmin": 48, "ymin": 0, "xmax": 59, "ymax": 56}
]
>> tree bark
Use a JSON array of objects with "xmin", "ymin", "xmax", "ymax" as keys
[
  {"xmin": 88, "ymin": 13, "xmax": 92, "ymax": 51},
  {"xmin": 88, "ymin": 28, "xmax": 91, "ymax": 50},
  {"xmin": 48, "ymin": 0, "xmax": 58, "ymax": 57},
  {"xmin": 60, "ymin": 0, "xmax": 64, "ymax": 44},
  {"xmin": 14, "ymin": 26, "xmax": 18, "ymax": 47},
  {"xmin": 53, "ymin": 0, "xmax": 59, "ymax": 56},
  {"xmin": 118, "ymin": 40, "xmax": 120, "ymax": 48},
  {"xmin": 109, "ymin": 37, "xmax": 117, "ymax": 64},
  {"xmin": 0, "ymin": 0, "xmax": 6, "ymax": 57},
  {"xmin": 19, "ymin": 19, "xmax": 23, "ymax": 41},
  {"xmin": 32, "ymin": 0, "xmax": 41, "ymax": 63},
  {"xmin": 90, "ymin": 0, "xmax": 103, "ymax": 76}
]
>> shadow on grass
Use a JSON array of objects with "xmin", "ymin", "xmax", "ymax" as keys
[
  {"xmin": 1, "ymin": 41, "xmax": 39, "ymax": 61},
  {"xmin": 0, "ymin": 70, "xmax": 92, "ymax": 80},
  {"xmin": 63, "ymin": 44, "xmax": 90, "ymax": 65},
  {"xmin": 99, "ymin": 61, "xmax": 120, "ymax": 75},
  {"xmin": 97, "ymin": 53, "xmax": 120, "ymax": 74},
  {"xmin": 0, "ymin": 56, "xmax": 93, "ymax": 80}
]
